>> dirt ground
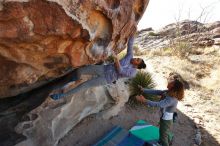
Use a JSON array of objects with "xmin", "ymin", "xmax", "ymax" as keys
[{"xmin": 58, "ymin": 53, "xmax": 220, "ymax": 146}]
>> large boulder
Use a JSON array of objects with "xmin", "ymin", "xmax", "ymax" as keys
[
  {"xmin": 15, "ymin": 79, "xmax": 130, "ymax": 146},
  {"xmin": 0, "ymin": 0, "xmax": 149, "ymax": 98}
]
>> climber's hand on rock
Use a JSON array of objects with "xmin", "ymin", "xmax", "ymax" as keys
[{"xmin": 111, "ymin": 51, "xmax": 117, "ymax": 59}]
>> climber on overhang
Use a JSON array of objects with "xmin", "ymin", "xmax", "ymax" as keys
[{"xmin": 50, "ymin": 35, "xmax": 146, "ymax": 100}]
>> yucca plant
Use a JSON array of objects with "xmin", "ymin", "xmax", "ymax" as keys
[{"xmin": 128, "ymin": 71, "xmax": 157, "ymax": 106}]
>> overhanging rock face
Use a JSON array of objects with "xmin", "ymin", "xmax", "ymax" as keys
[{"xmin": 0, "ymin": 0, "xmax": 149, "ymax": 98}]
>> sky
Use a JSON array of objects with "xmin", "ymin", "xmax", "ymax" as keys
[{"xmin": 138, "ymin": 0, "xmax": 220, "ymax": 30}]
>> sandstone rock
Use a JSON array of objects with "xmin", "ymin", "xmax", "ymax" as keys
[
  {"xmin": 0, "ymin": 0, "xmax": 149, "ymax": 98},
  {"xmin": 137, "ymin": 20, "xmax": 219, "ymax": 50},
  {"xmin": 100, "ymin": 79, "xmax": 129, "ymax": 119},
  {"xmin": 214, "ymin": 39, "xmax": 220, "ymax": 45},
  {"xmin": 156, "ymin": 20, "xmax": 204, "ymax": 37},
  {"xmin": 197, "ymin": 37, "xmax": 215, "ymax": 47},
  {"xmin": 213, "ymin": 28, "xmax": 220, "ymax": 45},
  {"xmin": 15, "ymin": 79, "xmax": 130, "ymax": 146},
  {"xmin": 213, "ymin": 27, "xmax": 220, "ymax": 35},
  {"xmin": 205, "ymin": 21, "xmax": 220, "ymax": 31}
]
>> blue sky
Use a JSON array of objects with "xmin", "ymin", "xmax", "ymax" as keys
[{"xmin": 138, "ymin": 0, "xmax": 220, "ymax": 30}]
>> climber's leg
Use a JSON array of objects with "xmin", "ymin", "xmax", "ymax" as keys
[
  {"xmin": 76, "ymin": 65, "xmax": 105, "ymax": 78},
  {"xmin": 50, "ymin": 76, "xmax": 107, "ymax": 100}
]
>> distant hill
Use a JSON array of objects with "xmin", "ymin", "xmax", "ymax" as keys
[{"xmin": 136, "ymin": 20, "xmax": 220, "ymax": 50}]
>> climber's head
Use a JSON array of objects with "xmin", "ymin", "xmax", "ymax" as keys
[
  {"xmin": 130, "ymin": 58, "xmax": 146, "ymax": 69},
  {"xmin": 167, "ymin": 76, "xmax": 185, "ymax": 101}
]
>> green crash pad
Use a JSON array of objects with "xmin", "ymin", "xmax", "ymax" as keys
[
  {"xmin": 129, "ymin": 120, "xmax": 173, "ymax": 142},
  {"xmin": 93, "ymin": 126, "xmax": 145, "ymax": 146}
]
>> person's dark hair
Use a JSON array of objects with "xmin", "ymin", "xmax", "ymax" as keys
[{"xmin": 137, "ymin": 59, "xmax": 146, "ymax": 69}]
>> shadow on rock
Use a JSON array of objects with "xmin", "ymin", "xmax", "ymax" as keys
[{"xmin": 0, "ymin": 70, "xmax": 77, "ymax": 146}]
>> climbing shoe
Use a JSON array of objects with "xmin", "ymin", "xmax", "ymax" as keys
[
  {"xmin": 69, "ymin": 70, "xmax": 78, "ymax": 82},
  {"xmin": 50, "ymin": 94, "xmax": 62, "ymax": 100}
]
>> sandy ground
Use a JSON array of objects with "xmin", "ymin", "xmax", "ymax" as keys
[
  {"xmin": 58, "ymin": 53, "xmax": 220, "ymax": 146},
  {"xmin": 58, "ymin": 105, "xmax": 195, "ymax": 146}
]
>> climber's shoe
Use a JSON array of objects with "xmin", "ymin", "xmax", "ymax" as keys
[
  {"xmin": 69, "ymin": 70, "xmax": 78, "ymax": 82},
  {"xmin": 70, "ymin": 75, "xmax": 78, "ymax": 82},
  {"xmin": 50, "ymin": 94, "xmax": 62, "ymax": 100}
]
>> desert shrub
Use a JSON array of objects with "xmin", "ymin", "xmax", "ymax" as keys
[
  {"xmin": 163, "ymin": 47, "xmax": 173, "ymax": 53},
  {"xmin": 172, "ymin": 41, "xmax": 191, "ymax": 58},
  {"xmin": 167, "ymin": 38, "xmax": 192, "ymax": 58},
  {"xmin": 133, "ymin": 45, "xmax": 140, "ymax": 55},
  {"xmin": 133, "ymin": 45, "xmax": 145, "ymax": 56},
  {"xmin": 128, "ymin": 71, "xmax": 157, "ymax": 106},
  {"xmin": 148, "ymin": 32, "xmax": 159, "ymax": 36},
  {"xmin": 150, "ymin": 49, "xmax": 166, "ymax": 56}
]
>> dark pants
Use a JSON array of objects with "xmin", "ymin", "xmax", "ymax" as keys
[{"xmin": 159, "ymin": 118, "xmax": 173, "ymax": 146}]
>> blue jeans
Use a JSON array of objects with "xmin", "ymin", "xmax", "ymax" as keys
[{"xmin": 51, "ymin": 65, "xmax": 108, "ymax": 99}]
